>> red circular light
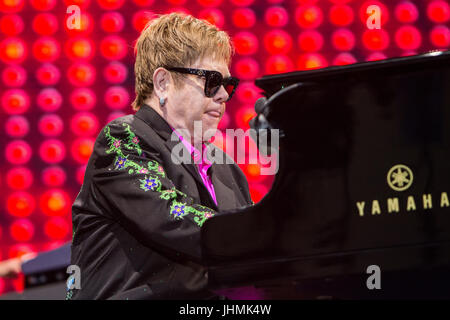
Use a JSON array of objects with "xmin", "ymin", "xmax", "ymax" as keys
[
  {"xmin": 264, "ymin": 29, "xmax": 293, "ymax": 55},
  {"xmin": 42, "ymin": 166, "xmax": 67, "ymax": 187},
  {"xmin": 71, "ymin": 138, "xmax": 95, "ymax": 164},
  {"xmin": 36, "ymin": 63, "xmax": 61, "ymax": 85},
  {"xmin": 297, "ymin": 53, "xmax": 328, "ymax": 70},
  {"xmin": 0, "ymin": 0, "xmax": 24, "ymax": 13},
  {"xmin": 7, "ymin": 192, "xmax": 35, "ymax": 217},
  {"xmin": 133, "ymin": 0, "xmax": 155, "ymax": 5},
  {"xmin": 7, "ymin": 168, "xmax": 33, "ymax": 190},
  {"xmin": 39, "ymin": 139, "xmax": 66, "ymax": 164},
  {"xmin": 8, "ymin": 244, "xmax": 35, "ymax": 259},
  {"xmin": 30, "ymin": 0, "xmax": 57, "ymax": 10},
  {"xmin": 332, "ymin": 28, "xmax": 355, "ymax": 51},
  {"xmin": 366, "ymin": 52, "xmax": 387, "ymax": 61},
  {"xmin": 427, "ymin": 0, "xmax": 450, "ymax": 23},
  {"xmin": 2, "ymin": 89, "xmax": 30, "ymax": 115},
  {"xmin": 64, "ymin": 12, "xmax": 94, "ymax": 35},
  {"xmin": 265, "ymin": 6, "xmax": 289, "ymax": 27},
  {"xmin": 37, "ymin": 88, "xmax": 63, "ymax": 112},
  {"xmin": 236, "ymin": 82, "xmax": 261, "ymax": 104},
  {"xmin": 32, "ymin": 13, "xmax": 58, "ymax": 36},
  {"xmin": 298, "ymin": 30, "xmax": 324, "ymax": 52},
  {"xmin": 10, "ymin": 219, "xmax": 34, "ymax": 242},
  {"xmin": 0, "ymin": 14, "xmax": 24, "ymax": 35},
  {"xmin": 101, "ymin": 12, "xmax": 125, "ymax": 33},
  {"xmin": 430, "ymin": 25, "xmax": 450, "ymax": 48},
  {"xmin": 132, "ymin": 10, "xmax": 155, "ymax": 32},
  {"xmin": 100, "ymin": 36, "xmax": 128, "ymax": 60},
  {"xmin": 67, "ymin": 62, "xmax": 96, "ymax": 86},
  {"xmin": 40, "ymin": 189, "xmax": 71, "ymax": 217},
  {"xmin": 106, "ymin": 111, "xmax": 126, "ymax": 124},
  {"xmin": 199, "ymin": 9, "xmax": 225, "ymax": 29},
  {"xmin": 97, "ymin": 0, "xmax": 124, "ymax": 10},
  {"xmin": 0, "ymin": 37, "xmax": 27, "ymax": 63},
  {"xmin": 234, "ymin": 58, "xmax": 260, "ymax": 80},
  {"xmin": 265, "ymin": 54, "xmax": 294, "ymax": 74},
  {"xmin": 232, "ymin": 8, "xmax": 256, "ymax": 28},
  {"xmin": 105, "ymin": 86, "xmax": 130, "ymax": 110},
  {"xmin": 395, "ymin": 25, "xmax": 421, "ymax": 50},
  {"xmin": 104, "ymin": 61, "xmax": 128, "ymax": 84},
  {"xmin": 231, "ymin": 0, "xmax": 254, "ymax": 5},
  {"xmin": 248, "ymin": 183, "xmax": 268, "ymax": 203},
  {"xmin": 360, "ymin": 1, "xmax": 389, "ymax": 27},
  {"xmin": 295, "ymin": 5, "xmax": 323, "ymax": 29},
  {"xmin": 5, "ymin": 116, "xmax": 29, "ymax": 138},
  {"xmin": 395, "ymin": 1, "xmax": 419, "ymax": 23},
  {"xmin": 44, "ymin": 217, "xmax": 70, "ymax": 240},
  {"xmin": 233, "ymin": 32, "xmax": 259, "ymax": 55},
  {"xmin": 333, "ymin": 52, "xmax": 357, "ymax": 66},
  {"xmin": 70, "ymin": 88, "xmax": 97, "ymax": 110},
  {"xmin": 70, "ymin": 112, "xmax": 99, "ymax": 136},
  {"xmin": 32, "ymin": 37, "xmax": 60, "ymax": 62},
  {"xmin": 235, "ymin": 105, "xmax": 256, "ymax": 129},
  {"xmin": 38, "ymin": 114, "xmax": 64, "ymax": 137},
  {"xmin": 362, "ymin": 29, "xmax": 390, "ymax": 51},
  {"xmin": 197, "ymin": 0, "xmax": 223, "ymax": 6},
  {"xmin": 2, "ymin": 65, "xmax": 26, "ymax": 87},
  {"xmin": 329, "ymin": 5, "xmax": 354, "ymax": 26},
  {"xmin": 5, "ymin": 140, "xmax": 32, "ymax": 164},
  {"xmin": 65, "ymin": 37, "xmax": 95, "ymax": 61}
]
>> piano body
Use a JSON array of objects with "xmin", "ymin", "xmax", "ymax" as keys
[{"xmin": 202, "ymin": 51, "xmax": 450, "ymax": 299}]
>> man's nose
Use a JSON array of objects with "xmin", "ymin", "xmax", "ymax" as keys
[{"xmin": 213, "ymin": 85, "xmax": 229, "ymax": 103}]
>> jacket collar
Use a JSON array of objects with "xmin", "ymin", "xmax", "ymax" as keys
[{"xmin": 135, "ymin": 104, "xmax": 173, "ymax": 141}]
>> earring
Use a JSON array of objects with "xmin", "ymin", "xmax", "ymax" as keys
[{"xmin": 159, "ymin": 97, "xmax": 166, "ymax": 107}]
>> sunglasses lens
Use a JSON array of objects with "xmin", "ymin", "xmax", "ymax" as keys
[{"xmin": 206, "ymin": 72, "xmax": 223, "ymax": 97}]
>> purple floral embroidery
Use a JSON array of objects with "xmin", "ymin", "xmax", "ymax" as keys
[
  {"xmin": 132, "ymin": 137, "xmax": 139, "ymax": 144},
  {"xmin": 139, "ymin": 168, "xmax": 149, "ymax": 174},
  {"xmin": 158, "ymin": 166, "xmax": 164, "ymax": 174},
  {"xmin": 172, "ymin": 205, "xmax": 185, "ymax": 217},
  {"xmin": 115, "ymin": 157, "xmax": 127, "ymax": 169},
  {"xmin": 113, "ymin": 140, "xmax": 121, "ymax": 148},
  {"xmin": 142, "ymin": 177, "xmax": 158, "ymax": 191}
]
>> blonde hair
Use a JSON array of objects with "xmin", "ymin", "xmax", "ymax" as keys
[{"xmin": 131, "ymin": 13, "xmax": 234, "ymax": 111}]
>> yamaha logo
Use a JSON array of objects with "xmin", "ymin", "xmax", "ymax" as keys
[{"xmin": 387, "ymin": 164, "xmax": 413, "ymax": 192}]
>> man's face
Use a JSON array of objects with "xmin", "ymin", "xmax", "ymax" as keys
[{"xmin": 164, "ymin": 57, "xmax": 231, "ymax": 144}]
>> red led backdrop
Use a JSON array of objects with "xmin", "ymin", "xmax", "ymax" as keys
[{"xmin": 0, "ymin": 0, "xmax": 449, "ymax": 294}]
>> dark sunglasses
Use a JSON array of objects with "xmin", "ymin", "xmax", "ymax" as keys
[{"xmin": 166, "ymin": 67, "xmax": 239, "ymax": 102}]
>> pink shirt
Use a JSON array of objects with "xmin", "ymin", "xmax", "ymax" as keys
[{"xmin": 172, "ymin": 130, "xmax": 218, "ymax": 206}]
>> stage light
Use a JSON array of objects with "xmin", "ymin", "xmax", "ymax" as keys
[
  {"xmin": 103, "ymin": 62, "xmax": 128, "ymax": 84},
  {"xmin": 297, "ymin": 0, "xmax": 318, "ymax": 4},
  {"xmin": 249, "ymin": 183, "xmax": 268, "ymax": 203},
  {"xmin": 298, "ymin": 30, "xmax": 324, "ymax": 52},
  {"xmin": 0, "ymin": 0, "xmax": 24, "ymax": 13},
  {"xmin": 2, "ymin": 65, "xmax": 26, "ymax": 87},
  {"xmin": 329, "ymin": 5, "xmax": 354, "ymax": 26},
  {"xmin": 198, "ymin": 9, "xmax": 224, "ymax": 29},
  {"xmin": 0, "ymin": 14, "xmax": 24, "ymax": 36},
  {"xmin": 70, "ymin": 88, "xmax": 97, "ymax": 111},
  {"xmin": 295, "ymin": 5, "xmax": 323, "ymax": 29},
  {"xmin": 37, "ymin": 88, "xmax": 63, "ymax": 112},
  {"xmin": 42, "ymin": 166, "xmax": 67, "ymax": 187},
  {"xmin": 265, "ymin": 6, "xmax": 289, "ymax": 27},
  {"xmin": 264, "ymin": 29, "xmax": 293, "ymax": 55},
  {"xmin": 32, "ymin": 37, "xmax": 60, "ymax": 62},
  {"xmin": 100, "ymin": 35, "xmax": 128, "ymax": 60},
  {"xmin": 234, "ymin": 57, "xmax": 259, "ymax": 80},
  {"xmin": 395, "ymin": 25, "xmax": 421, "ymax": 50},
  {"xmin": 333, "ymin": 52, "xmax": 357, "ymax": 66},
  {"xmin": 106, "ymin": 111, "xmax": 126, "ymax": 124},
  {"xmin": 427, "ymin": 0, "xmax": 450, "ymax": 23},
  {"xmin": 265, "ymin": 54, "xmax": 294, "ymax": 74},
  {"xmin": 132, "ymin": 10, "xmax": 155, "ymax": 32},
  {"xmin": 235, "ymin": 82, "xmax": 261, "ymax": 104},
  {"xmin": 231, "ymin": 0, "xmax": 254, "ymax": 5},
  {"xmin": 7, "ymin": 168, "xmax": 33, "ymax": 190},
  {"xmin": 65, "ymin": 37, "xmax": 95, "ymax": 61},
  {"xmin": 366, "ymin": 52, "xmax": 387, "ymax": 61},
  {"xmin": 165, "ymin": 7, "xmax": 191, "ymax": 15},
  {"xmin": 30, "ymin": 0, "xmax": 57, "ymax": 11},
  {"xmin": 5, "ymin": 116, "xmax": 29, "ymax": 138},
  {"xmin": 332, "ymin": 28, "xmax": 355, "ymax": 51},
  {"xmin": 40, "ymin": 189, "xmax": 70, "ymax": 217},
  {"xmin": 101, "ymin": 12, "xmax": 125, "ymax": 33},
  {"xmin": 97, "ymin": 0, "xmax": 124, "ymax": 10},
  {"xmin": 10, "ymin": 219, "xmax": 34, "ymax": 242},
  {"xmin": 105, "ymin": 86, "xmax": 130, "ymax": 110},
  {"xmin": 362, "ymin": 29, "xmax": 390, "ymax": 51},
  {"xmin": 2, "ymin": 89, "xmax": 30, "ymax": 115},
  {"xmin": 8, "ymin": 244, "xmax": 35, "ymax": 259},
  {"xmin": 64, "ymin": 12, "xmax": 94, "ymax": 35},
  {"xmin": 359, "ymin": 1, "xmax": 389, "ymax": 27},
  {"xmin": 44, "ymin": 217, "xmax": 70, "ymax": 240},
  {"xmin": 76, "ymin": 165, "xmax": 87, "ymax": 185},
  {"xmin": 297, "ymin": 53, "xmax": 328, "ymax": 70},
  {"xmin": 5, "ymin": 140, "xmax": 32, "ymax": 165},
  {"xmin": 36, "ymin": 63, "xmax": 61, "ymax": 86},
  {"xmin": 235, "ymin": 105, "xmax": 256, "ymax": 129},
  {"xmin": 0, "ymin": 37, "xmax": 27, "ymax": 63},
  {"xmin": 430, "ymin": 25, "xmax": 450, "ymax": 48},
  {"xmin": 395, "ymin": 1, "xmax": 419, "ymax": 23},
  {"xmin": 232, "ymin": 8, "xmax": 256, "ymax": 28},
  {"xmin": 133, "ymin": 0, "xmax": 155, "ymax": 6},
  {"xmin": 39, "ymin": 140, "xmax": 66, "ymax": 164},
  {"xmin": 233, "ymin": 32, "xmax": 259, "ymax": 55},
  {"xmin": 71, "ymin": 138, "xmax": 95, "ymax": 164},
  {"xmin": 32, "ymin": 13, "xmax": 58, "ymax": 36},
  {"xmin": 197, "ymin": 0, "xmax": 223, "ymax": 6},
  {"xmin": 7, "ymin": 192, "xmax": 35, "ymax": 217},
  {"xmin": 39, "ymin": 114, "xmax": 64, "ymax": 137},
  {"xmin": 67, "ymin": 62, "xmax": 96, "ymax": 87},
  {"xmin": 70, "ymin": 112, "xmax": 99, "ymax": 136},
  {"xmin": 329, "ymin": 0, "xmax": 352, "ymax": 4}
]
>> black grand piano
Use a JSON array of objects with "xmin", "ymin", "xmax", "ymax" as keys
[{"xmin": 202, "ymin": 50, "xmax": 450, "ymax": 299}]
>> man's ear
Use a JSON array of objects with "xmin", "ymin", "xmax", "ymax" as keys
[{"xmin": 153, "ymin": 67, "xmax": 170, "ymax": 99}]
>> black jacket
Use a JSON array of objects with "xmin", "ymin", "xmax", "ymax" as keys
[{"xmin": 67, "ymin": 105, "xmax": 252, "ymax": 300}]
